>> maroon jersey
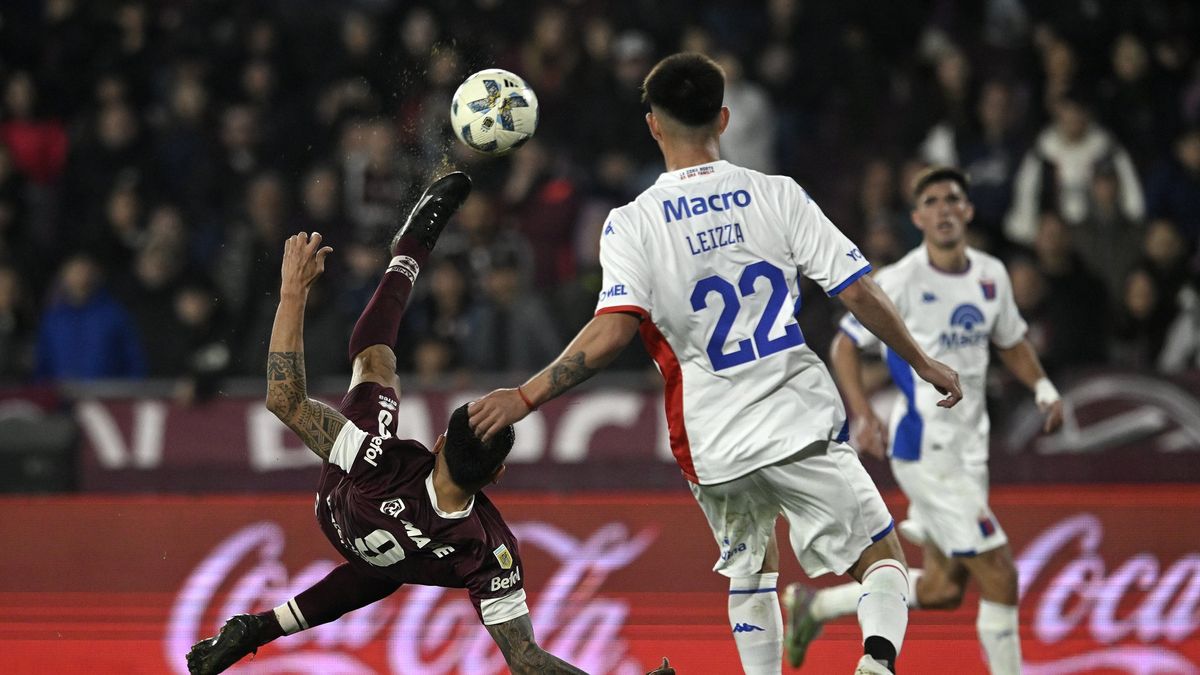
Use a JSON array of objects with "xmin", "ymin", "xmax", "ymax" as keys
[{"xmin": 315, "ymin": 382, "xmax": 527, "ymax": 625}]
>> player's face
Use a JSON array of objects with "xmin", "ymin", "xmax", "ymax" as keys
[{"xmin": 912, "ymin": 180, "xmax": 973, "ymax": 249}]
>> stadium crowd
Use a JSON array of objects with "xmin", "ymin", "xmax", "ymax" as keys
[{"xmin": 1, "ymin": 0, "xmax": 1199, "ymax": 394}]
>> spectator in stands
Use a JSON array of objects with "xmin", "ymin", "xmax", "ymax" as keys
[
  {"xmin": 920, "ymin": 79, "xmax": 1025, "ymax": 243},
  {"xmin": 1111, "ymin": 266, "xmax": 1172, "ymax": 369},
  {"xmin": 1099, "ymin": 33, "xmax": 1172, "ymax": 170},
  {"xmin": 154, "ymin": 75, "xmax": 216, "ymax": 224},
  {"xmin": 35, "ymin": 253, "xmax": 146, "ymax": 380},
  {"xmin": 402, "ymin": 259, "xmax": 475, "ymax": 370},
  {"xmin": 87, "ymin": 180, "xmax": 143, "ymax": 275},
  {"xmin": 62, "ymin": 100, "xmax": 148, "ymax": 230},
  {"xmin": 501, "ymin": 138, "xmax": 581, "ymax": 288},
  {"xmin": 342, "ymin": 118, "xmax": 414, "ymax": 243},
  {"xmin": 465, "ymin": 254, "xmax": 560, "ymax": 374},
  {"xmin": 1076, "ymin": 165, "xmax": 1144, "ymax": 300},
  {"xmin": 168, "ymin": 282, "xmax": 231, "ymax": 403},
  {"xmin": 1006, "ymin": 91, "xmax": 1144, "ymax": 245},
  {"xmin": 855, "ymin": 159, "xmax": 912, "ymax": 252},
  {"xmin": 1145, "ymin": 128, "xmax": 1200, "ymax": 249},
  {"xmin": 0, "ymin": 264, "xmax": 34, "ymax": 379},
  {"xmin": 0, "ymin": 71, "xmax": 68, "ymax": 186},
  {"xmin": 437, "ymin": 191, "xmax": 535, "ymax": 292},
  {"xmin": 1031, "ymin": 211, "xmax": 1111, "ymax": 371},
  {"xmin": 1140, "ymin": 219, "xmax": 1192, "ymax": 312},
  {"xmin": 717, "ymin": 51, "xmax": 777, "ymax": 173}
]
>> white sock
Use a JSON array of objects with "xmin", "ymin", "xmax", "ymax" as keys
[
  {"xmin": 857, "ymin": 559, "xmax": 909, "ymax": 657},
  {"xmin": 977, "ymin": 600, "xmax": 1022, "ymax": 675},
  {"xmin": 728, "ymin": 573, "xmax": 783, "ymax": 675},
  {"xmin": 811, "ymin": 568, "xmax": 924, "ymax": 622}
]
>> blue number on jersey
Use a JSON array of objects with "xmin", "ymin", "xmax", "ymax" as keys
[
  {"xmin": 691, "ymin": 261, "xmax": 805, "ymax": 371},
  {"xmin": 690, "ymin": 276, "xmax": 754, "ymax": 370}
]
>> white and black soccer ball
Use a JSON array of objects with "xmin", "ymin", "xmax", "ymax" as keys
[{"xmin": 449, "ymin": 68, "xmax": 539, "ymax": 155}]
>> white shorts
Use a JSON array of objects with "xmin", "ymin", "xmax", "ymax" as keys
[
  {"xmin": 891, "ymin": 452, "xmax": 1007, "ymax": 558},
  {"xmin": 689, "ymin": 442, "xmax": 894, "ymax": 579}
]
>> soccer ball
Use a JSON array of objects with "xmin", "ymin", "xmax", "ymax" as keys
[{"xmin": 449, "ymin": 69, "xmax": 539, "ymax": 155}]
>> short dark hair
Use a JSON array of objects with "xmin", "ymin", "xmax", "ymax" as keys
[
  {"xmin": 443, "ymin": 403, "xmax": 514, "ymax": 492},
  {"xmin": 641, "ymin": 53, "xmax": 725, "ymax": 127},
  {"xmin": 911, "ymin": 165, "xmax": 970, "ymax": 203}
]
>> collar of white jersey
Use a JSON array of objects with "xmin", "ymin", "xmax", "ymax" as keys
[
  {"xmin": 919, "ymin": 244, "xmax": 976, "ymax": 276},
  {"xmin": 425, "ymin": 470, "xmax": 474, "ymax": 519},
  {"xmin": 654, "ymin": 160, "xmax": 733, "ymax": 185}
]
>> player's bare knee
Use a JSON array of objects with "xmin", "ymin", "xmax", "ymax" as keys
[{"xmin": 352, "ymin": 345, "xmax": 398, "ymax": 387}]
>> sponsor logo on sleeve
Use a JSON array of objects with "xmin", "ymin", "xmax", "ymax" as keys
[{"xmin": 490, "ymin": 567, "xmax": 521, "ymax": 592}]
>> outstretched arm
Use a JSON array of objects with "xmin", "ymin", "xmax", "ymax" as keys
[
  {"xmin": 469, "ymin": 311, "xmax": 642, "ymax": 441},
  {"xmin": 486, "ymin": 614, "xmax": 587, "ymax": 674},
  {"xmin": 265, "ymin": 232, "xmax": 347, "ymax": 461},
  {"xmin": 838, "ymin": 275, "xmax": 963, "ymax": 408},
  {"xmin": 996, "ymin": 339, "xmax": 1063, "ymax": 433}
]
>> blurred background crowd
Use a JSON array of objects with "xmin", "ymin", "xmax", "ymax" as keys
[{"xmin": 1, "ymin": 0, "xmax": 1199, "ymax": 396}]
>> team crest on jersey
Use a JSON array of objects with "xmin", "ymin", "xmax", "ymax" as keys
[
  {"xmin": 493, "ymin": 544, "xmax": 513, "ymax": 569},
  {"xmin": 380, "ymin": 498, "xmax": 405, "ymax": 517},
  {"xmin": 980, "ymin": 279, "xmax": 996, "ymax": 300}
]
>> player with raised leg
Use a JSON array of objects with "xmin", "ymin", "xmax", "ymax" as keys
[
  {"xmin": 469, "ymin": 54, "xmax": 963, "ymax": 675},
  {"xmin": 786, "ymin": 166, "xmax": 1063, "ymax": 674},
  {"xmin": 186, "ymin": 173, "xmax": 674, "ymax": 675}
]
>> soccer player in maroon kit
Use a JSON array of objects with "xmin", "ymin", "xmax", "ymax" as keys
[{"xmin": 186, "ymin": 173, "xmax": 673, "ymax": 675}]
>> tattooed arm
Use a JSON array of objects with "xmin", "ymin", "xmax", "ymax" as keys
[
  {"xmin": 468, "ymin": 311, "xmax": 641, "ymax": 441},
  {"xmin": 265, "ymin": 232, "xmax": 345, "ymax": 460},
  {"xmin": 485, "ymin": 615, "xmax": 587, "ymax": 674}
]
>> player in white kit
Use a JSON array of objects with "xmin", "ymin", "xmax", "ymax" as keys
[
  {"xmin": 788, "ymin": 166, "xmax": 1064, "ymax": 675},
  {"xmin": 469, "ymin": 54, "xmax": 962, "ymax": 675}
]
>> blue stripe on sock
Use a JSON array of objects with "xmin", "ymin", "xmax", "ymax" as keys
[{"xmin": 728, "ymin": 587, "xmax": 778, "ymax": 595}]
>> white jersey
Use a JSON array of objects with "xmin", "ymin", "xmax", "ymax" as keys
[
  {"xmin": 594, "ymin": 160, "xmax": 871, "ymax": 484},
  {"xmin": 839, "ymin": 246, "xmax": 1027, "ymax": 465}
]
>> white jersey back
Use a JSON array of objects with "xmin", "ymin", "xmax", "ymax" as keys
[
  {"xmin": 839, "ymin": 246, "xmax": 1027, "ymax": 465},
  {"xmin": 595, "ymin": 160, "xmax": 871, "ymax": 484}
]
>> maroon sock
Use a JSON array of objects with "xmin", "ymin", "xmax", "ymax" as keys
[
  {"xmin": 347, "ymin": 239, "xmax": 432, "ymax": 363},
  {"xmin": 288, "ymin": 563, "xmax": 399, "ymax": 631}
]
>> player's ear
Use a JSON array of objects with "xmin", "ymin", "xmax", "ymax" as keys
[
  {"xmin": 962, "ymin": 199, "xmax": 975, "ymax": 225},
  {"xmin": 433, "ymin": 434, "xmax": 446, "ymax": 455},
  {"xmin": 490, "ymin": 464, "xmax": 506, "ymax": 485},
  {"xmin": 716, "ymin": 106, "xmax": 730, "ymax": 135},
  {"xmin": 646, "ymin": 112, "xmax": 662, "ymax": 141}
]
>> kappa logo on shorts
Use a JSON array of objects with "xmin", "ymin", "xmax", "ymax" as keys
[
  {"xmin": 493, "ymin": 544, "xmax": 513, "ymax": 570},
  {"xmin": 733, "ymin": 623, "xmax": 765, "ymax": 633},
  {"xmin": 380, "ymin": 498, "xmax": 405, "ymax": 518}
]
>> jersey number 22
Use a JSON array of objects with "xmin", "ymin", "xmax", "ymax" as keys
[{"xmin": 690, "ymin": 260, "xmax": 804, "ymax": 371}]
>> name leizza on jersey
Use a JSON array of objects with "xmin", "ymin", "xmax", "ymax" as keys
[
  {"xmin": 594, "ymin": 160, "xmax": 870, "ymax": 485},
  {"xmin": 315, "ymin": 382, "xmax": 529, "ymax": 626},
  {"xmin": 838, "ymin": 246, "xmax": 1028, "ymax": 465}
]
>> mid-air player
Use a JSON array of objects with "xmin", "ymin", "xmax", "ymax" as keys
[
  {"xmin": 469, "ymin": 54, "xmax": 962, "ymax": 675},
  {"xmin": 186, "ymin": 173, "xmax": 674, "ymax": 675},
  {"xmin": 786, "ymin": 166, "xmax": 1063, "ymax": 675}
]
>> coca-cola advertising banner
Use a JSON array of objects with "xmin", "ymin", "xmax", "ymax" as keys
[
  {"xmin": 70, "ymin": 369, "xmax": 1200, "ymax": 493},
  {"xmin": 2, "ymin": 486, "xmax": 1197, "ymax": 674}
]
